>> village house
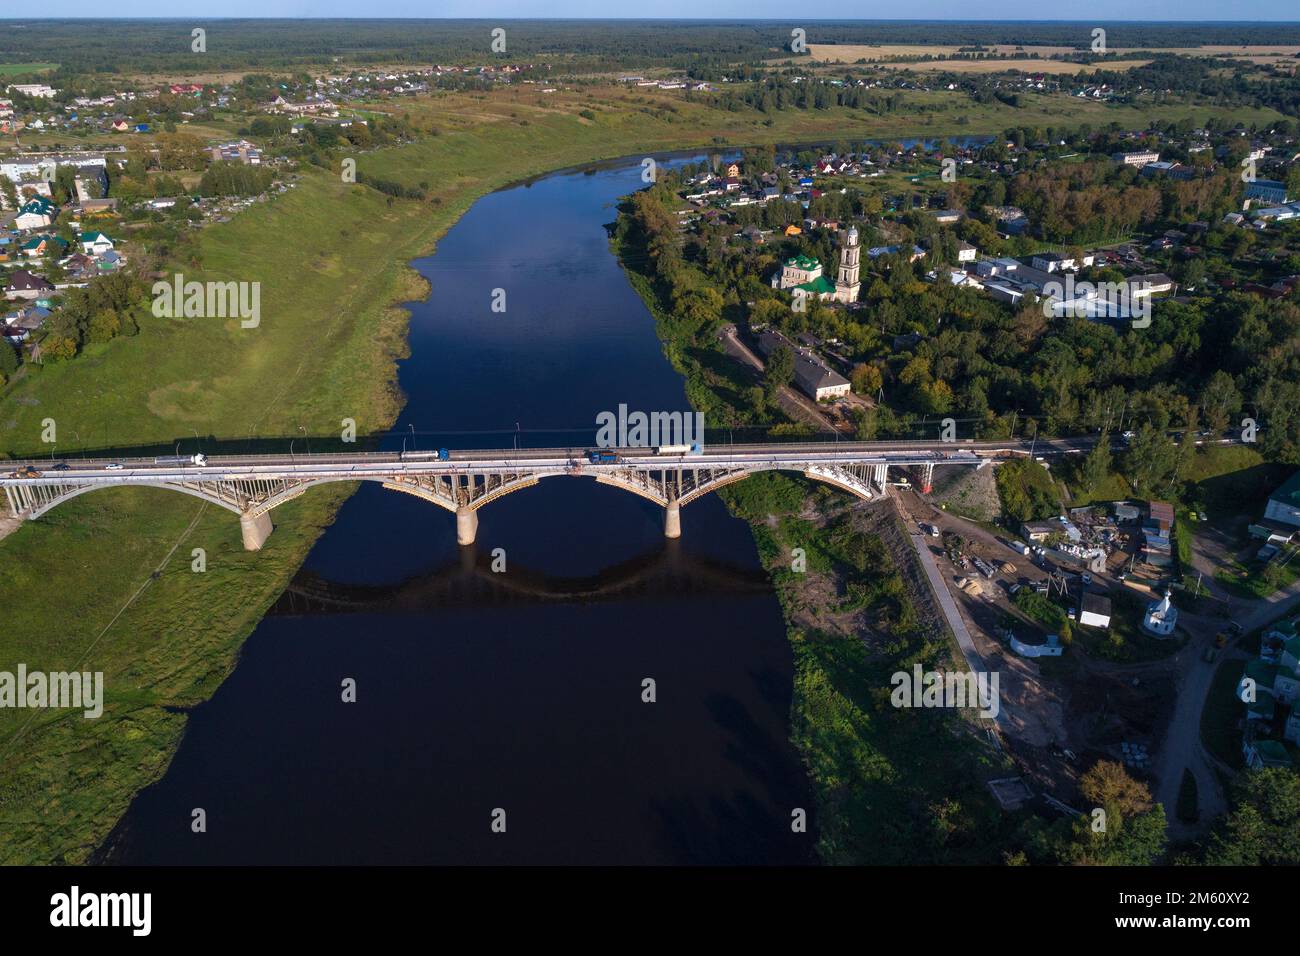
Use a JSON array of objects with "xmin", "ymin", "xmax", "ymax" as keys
[
  {"xmin": 4, "ymin": 269, "xmax": 54, "ymax": 300},
  {"xmin": 1245, "ymin": 179, "xmax": 1291, "ymax": 205},
  {"xmin": 7, "ymin": 83, "xmax": 57, "ymax": 99},
  {"xmin": 1141, "ymin": 501, "xmax": 1175, "ymax": 568},
  {"xmin": 211, "ymin": 140, "xmax": 263, "ymax": 165},
  {"xmin": 1079, "ymin": 592, "xmax": 1113, "ymax": 629},
  {"xmin": 756, "ymin": 330, "xmax": 851, "ymax": 402},
  {"xmin": 1111, "ymin": 150, "xmax": 1160, "ymax": 167},
  {"xmin": 1264, "ymin": 472, "xmax": 1300, "ymax": 529},
  {"xmin": 14, "ymin": 197, "xmax": 57, "ymax": 231},
  {"xmin": 78, "ymin": 231, "xmax": 114, "ymax": 256},
  {"xmin": 20, "ymin": 234, "xmax": 67, "ymax": 258}
]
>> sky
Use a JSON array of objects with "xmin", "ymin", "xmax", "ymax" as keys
[{"xmin": 1, "ymin": 3, "xmax": 1298, "ymax": 21}]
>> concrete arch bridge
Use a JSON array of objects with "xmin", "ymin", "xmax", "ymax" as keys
[{"xmin": 1, "ymin": 442, "xmax": 1015, "ymax": 550}]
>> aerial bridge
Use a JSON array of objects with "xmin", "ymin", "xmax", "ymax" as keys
[{"xmin": 1, "ymin": 439, "xmax": 1074, "ymax": 550}]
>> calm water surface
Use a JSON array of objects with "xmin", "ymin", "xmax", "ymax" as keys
[{"xmin": 104, "ymin": 157, "xmax": 816, "ymax": 864}]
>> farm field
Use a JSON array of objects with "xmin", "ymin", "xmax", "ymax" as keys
[
  {"xmin": 878, "ymin": 58, "xmax": 1154, "ymax": 74},
  {"xmin": 0, "ymin": 62, "xmax": 57, "ymax": 76},
  {"xmin": 806, "ymin": 42, "xmax": 1300, "ymax": 67}
]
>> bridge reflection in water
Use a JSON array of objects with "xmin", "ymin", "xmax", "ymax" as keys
[{"xmin": 269, "ymin": 539, "xmax": 772, "ymax": 616}]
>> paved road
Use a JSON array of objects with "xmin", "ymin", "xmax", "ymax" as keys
[
  {"xmin": 902, "ymin": 518, "xmax": 1009, "ymax": 730},
  {"xmin": 4, "ymin": 444, "xmax": 990, "ymax": 486},
  {"xmin": 1152, "ymin": 577, "xmax": 1300, "ymax": 836},
  {"xmin": 7, "ymin": 432, "xmax": 1246, "ymax": 481},
  {"xmin": 1152, "ymin": 640, "xmax": 1233, "ymax": 838}
]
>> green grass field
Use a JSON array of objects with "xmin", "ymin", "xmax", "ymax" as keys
[{"xmin": 0, "ymin": 63, "xmax": 57, "ymax": 76}]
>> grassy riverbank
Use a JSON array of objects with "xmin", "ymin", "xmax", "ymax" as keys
[{"xmin": 0, "ymin": 85, "xmax": 1278, "ymax": 863}]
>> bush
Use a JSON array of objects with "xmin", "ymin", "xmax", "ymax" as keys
[{"xmin": 996, "ymin": 458, "xmax": 1061, "ymax": 524}]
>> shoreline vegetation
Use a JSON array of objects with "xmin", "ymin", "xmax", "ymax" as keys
[
  {"xmin": 611, "ymin": 195, "xmax": 1027, "ymax": 862},
  {"xmin": 0, "ymin": 84, "xmax": 1279, "ymax": 862}
]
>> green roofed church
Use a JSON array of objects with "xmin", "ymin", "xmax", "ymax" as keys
[{"xmin": 769, "ymin": 228, "xmax": 862, "ymax": 305}]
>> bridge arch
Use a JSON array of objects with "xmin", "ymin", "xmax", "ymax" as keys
[
  {"xmin": 18, "ymin": 480, "xmax": 247, "ymax": 521},
  {"xmin": 4, "ymin": 458, "xmax": 896, "ymax": 551}
]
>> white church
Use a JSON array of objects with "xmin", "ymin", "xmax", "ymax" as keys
[
  {"xmin": 770, "ymin": 227, "xmax": 861, "ymax": 305},
  {"xmin": 1142, "ymin": 590, "xmax": 1178, "ymax": 637}
]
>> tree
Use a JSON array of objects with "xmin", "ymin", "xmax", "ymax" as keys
[
  {"xmin": 1081, "ymin": 760, "xmax": 1152, "ymax": 818},
  {"xmin": 0, "ymin": 341, "xmax": 18, "ymax": 377},
  {"xmin": 1124, "ymin": 423, "xmax": 1177, "ymax": 496},
  {"xmin": 748, "ymin": 298, "xmax": 788, "ymax": 330},
  {"xmin": 87, "ymin": 311, "xmax": 122, "ymax": 344},
  {"xmin": 1063, "ymin": 761, "xmax": 1166, "ymax": 866},
  {"xmin": 1082, "ymin": 428, "xmax": 1112, "ymax": 494},
  {"xmin": 764, "ymin": 345, "xmax": 794, "ymax": 399},
  {"xmin": 1199, "ymin": 370, "xmax": 1241, "ymax": 436},
  {"xmin": 1058, "ymin": 619, "xmax": 1073, "ymax": 646},
  {"xmin": 1205, "ymin": 768, "xmax": 1300, "ymax": 865},
  {"xmin": 850, "ymin": 363, "xmax": 882, "ymax": 397},
  {"xmin": 41, "ymin": 335, "xmax": 78, "ymax": 361}
]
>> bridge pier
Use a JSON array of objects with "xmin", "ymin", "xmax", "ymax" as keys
[
  {"xmin": 664, "ymin": 500, "xmax": 681, "ymax": 539},
  {"xmin": 920, "ymin": 462, "xmax": 935, "ymax": 495},
  {"xmin": 456, "ymin": 505, "xmax": 478, "ymax": 546},
  {"xmin": 240, "ymin": 510, "xmax": 273, "ymax": 551}
]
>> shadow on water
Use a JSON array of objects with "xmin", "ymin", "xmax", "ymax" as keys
[{"xmin": 268, "ymin": 538, "xmax": 773, "ymax": 614}]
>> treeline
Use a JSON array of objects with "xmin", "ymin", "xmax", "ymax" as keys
[
  {"xmin": 716, "ymin": 76, "xmax": 906, "ymax": 114},
  {"xmin": 355, "ymin": 171, "xmax": 426, "ymax": 201}
]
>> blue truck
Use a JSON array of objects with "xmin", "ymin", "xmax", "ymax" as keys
[{"xmin": 587, "ymin": 450, "xmax": 619, "ymax": 464}]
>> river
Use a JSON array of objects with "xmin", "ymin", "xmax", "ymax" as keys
[{"xmin": 102, "ymin": 155, "xmax": 817, "ymax": 865}]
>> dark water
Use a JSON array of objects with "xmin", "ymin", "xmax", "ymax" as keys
[{"xmin": 104, "ymin": 158, "xmax": 815, "ymax": 865}]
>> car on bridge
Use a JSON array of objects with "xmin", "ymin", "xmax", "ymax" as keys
[{"xmin": 9, "ymin": 466, "xmax": 41, "ymax": 479}]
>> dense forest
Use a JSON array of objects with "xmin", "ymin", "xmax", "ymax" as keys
[{"xmin": 3, "ymin": 19, "xmax": 1300, "ymax": 76}]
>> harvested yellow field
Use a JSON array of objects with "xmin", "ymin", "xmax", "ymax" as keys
[
  {"xmin": 1183, "ymin": 45, "xmax": 1300, "ymax": 55},
  {"xmin": 807, "ymin": 44, "xmax": 1096, "ymax": 62},
  {"xmin": 879, "ymin": 58, "xmax": 1153, "ymax": 74},
  {"xmin": 807, "ymin": 44, "xmax": 962, "ymax": 62},
  {"xmin": 808, "ymin": 42, "xmax": 1300, "ymax": 66}
]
